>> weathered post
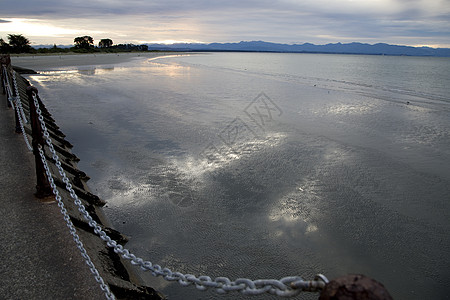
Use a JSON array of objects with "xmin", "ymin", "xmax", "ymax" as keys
[
  {"xmin": 26, "ymin": 86, "xmax": 53, "ymax": 198},
  {"xmin": 1, "ymin": 57, "xmax": 24, "ymax": 132},
  {"xmin": 0, "ymin": 54, "xmax": 11, "ymax": 67},
  {"xmin": 1, "ymin": 54, "xmax": 12, "ymax": 107},
  {"xmin": 319, "ymin": 274, "xmax": 393, "ymax": 300},
  {"xmin": 1, "ymin": 59, "xmax": 5, "ymax": 96}
]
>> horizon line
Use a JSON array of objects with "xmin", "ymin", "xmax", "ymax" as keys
[{"xmin": 30, "ymin": 40, "xmax": 450, "ymax": 50}]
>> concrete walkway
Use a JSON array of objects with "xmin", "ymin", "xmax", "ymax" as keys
[{"xmin": 0, "ymin": 93, "xmax": 105, "ymax": 299}]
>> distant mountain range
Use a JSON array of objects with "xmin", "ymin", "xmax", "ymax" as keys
[
  {"xmin": 147, "ymin": 41, "xmax": 450, "ymax": 57},
  {"xmin": 32, "ymin": 41, "xmax": 450, "ymax": 57}
]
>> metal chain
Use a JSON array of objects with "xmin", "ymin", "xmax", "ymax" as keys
[
  {"xmin": 2, "ymin": 66, "xmax": 33, "ymax": 151},
  {"xmin": 12, "ymin": 70, "xmax": 29, "ymax": 123},
  {"xmin": 32, "ymin": 89, "xmax": 329, "ymax": 297},
  {"xmin": 15, "ymin": 96, "xmax": 33, "ymax": 152},
  {"xmin": 2, "ymin": 66, "xmax": 15, "ymax": 109},
  {"xmin": 11, "ymin": 71, "xmax": 32, "ymax": 151},
  {"xmin": 38, "ymin": 146, "xmax": 115, "ymax": 300},
  {"xmin": 32, "ymin": 94, "xmax": 115, "ymax": 300},
  {"xmin": 4, "ymin": 67, "xmax": 113, "ymax": 297}
]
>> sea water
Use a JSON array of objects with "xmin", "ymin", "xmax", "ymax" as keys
[{"xmin": 25, "ymin": 53, "xmax": 450, "ymax": 299}]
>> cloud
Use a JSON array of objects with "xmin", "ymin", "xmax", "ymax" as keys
[
  {"xmin": 1, "ymin": 0, "xmax": 449, "ymax": 47},
  {"xmin": 0, "ymin": 0, "xmax": 430, "ymax": 18}
]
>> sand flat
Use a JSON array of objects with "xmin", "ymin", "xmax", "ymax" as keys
[
  {"xmin": 11, "ymin": 52, "xmax": 175, "ymax": 71},
  {"xmin": 21, "ymin": 52, "xmax": 450, "ymax": 300}
]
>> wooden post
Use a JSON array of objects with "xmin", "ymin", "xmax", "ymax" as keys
[
  {"xmin": 1, "ymin": 62, "xmax": 5, "ymax": 96},
  {"xmin": 319, "ymin": 274, "xmax": 393, "ymax": 300},
  {"xmin": 1, "ymin": 54, "xmax": 12, "ymax": 107},
  {"xmin": 27, "ymin": 85, "xmax": 53, "ymax": 198}
]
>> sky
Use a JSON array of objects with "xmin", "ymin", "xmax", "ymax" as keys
[{"xmin": 1, "ymin": 0, "xmax": 449, "ymax": 48}]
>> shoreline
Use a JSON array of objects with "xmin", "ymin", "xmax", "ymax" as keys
[
  {"xmin": 2, "ymin": 62, "xmax": 165, "ymax": 299},
  {"xmin": 10, "ymin": 52, "xmax": 180, "ymax": 71},
  {"xmin": 15, "ymin": 52, "xmax": 449, "ymax": 299}
]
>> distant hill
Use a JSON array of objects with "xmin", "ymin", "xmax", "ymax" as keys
[{"xmin": 147, "ymin": 41, "xmax": 450, "ymax": 57}]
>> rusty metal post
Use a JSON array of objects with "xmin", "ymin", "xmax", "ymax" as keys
[
  {"xmin": 27, "ymin": 85, "xmax": 53, "ymax": 198},
  {"xmin": 1, "ymin": 55, "xmax": 22, "ymax": 132},
  {"xmin": 0, "ymin": 54, "xmax": 11, "ymax": 67},
  {"xmin": 1, "ymin": 62, "xmax": 5, "ymax": 96},
  {"xmin": 1, "ymin": 54, "xmax": 12, "ymax": 106},
  {"xmin": 319, "ymin": 274, "xmax": 393, "ymax": 300}
]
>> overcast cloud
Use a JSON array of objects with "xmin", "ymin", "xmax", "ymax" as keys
[{"xmin": 1, "ymin": 0, "xmax": 449, "ymax": 47}]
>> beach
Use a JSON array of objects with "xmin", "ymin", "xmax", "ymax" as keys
[
  {"xmin": 11, "ymin": 52, "xmax": 176, "ymax": 70},
  {"xmin": 14, "ymin": 52, "xmax": 450, "ymax": 300}
]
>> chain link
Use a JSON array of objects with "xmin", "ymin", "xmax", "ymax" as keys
[
  {"xmin": 32, "ymin": 93, "xmax": 115, "ymax": 300},
  {"xmin": 2, "ymin": 66, "xmax": 15, "ymax": 109},
  {"xmin": 12, "ymin": 70, "xmax": 29, "ymax": 123},
  {"xmin": 2, "ymin": 66, "xmax": 33, "ymax": 151},
  {"xmin": 3, "ymin": 66, "xmax": 114, "ymax": 298},
  {"xmin": 38, "ymin": 146, "xmax": 115, "ymax": 300},
  {"xmin": 30, "ymin": 90, "xmax": 328, "ymax": 297},
  {"xmin": 11, "ymin": 71, "xmax": 32, "ymax": 151},
  {"xmin": 15, "ymin": 95, "xmax": 32, "ymax": 151}
]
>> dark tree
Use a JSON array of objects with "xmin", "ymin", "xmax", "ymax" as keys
[
  {"xmin": 0, "ymin": 37, "xmax": 11, "ymax": 53},
  {"xmin": 99, "ymin": 38, "xmax": 113, "ymax": 48},
  {"xmin": 139, "ymin": 44, "xmax": 149, "ymax": 51},
  {"xmin": 7, "ymin": 34, "xmax": 32, "ymax": 53},
  {"xmin": 74, "ymin": 36, "xmax": 94, "ymax": 49}
]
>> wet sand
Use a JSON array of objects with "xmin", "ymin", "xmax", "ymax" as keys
[
  {"xmin": 18, "ymin": 53, "xmax": 450, "ymax": 300},
  {"xmin": 11, "ymin": 52, "xmax": 176, "ymax": 71}
]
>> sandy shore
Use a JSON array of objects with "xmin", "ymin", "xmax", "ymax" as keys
[{"xmin": 10, "ymin": 52, "xmax": 176, "ymax": 71}]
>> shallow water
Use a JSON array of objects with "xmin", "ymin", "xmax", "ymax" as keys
[{"xmin": 25, "ymin": 53, "xmax": 450, "ymax": 299}]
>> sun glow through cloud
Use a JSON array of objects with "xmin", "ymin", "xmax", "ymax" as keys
[
  {"xmin": 1, "ymin": 0, "xmax": 449, "ymax": 48},
  {"xmin": 1, "ymin": 18, "xmax": 78, "ymax": 37}
]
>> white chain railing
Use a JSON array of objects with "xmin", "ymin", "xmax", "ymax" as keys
[
  {"xmin": 29, "ymin": 88, "xmax": 329, "ymax": 298},
  {"xmin": 12, "ymin": 71, "xmax": 33, "ymax": 151},
  {"xmin": 32, "ymin": 93, "xmax": 116, "ymax": 300},
  {"xmin": 2, "ymin": 66, "xmax": 33, "ymax": 151},
  {"xmin": 12, "ymin": 70, "xmax": 29, "ymax": 124},
  {"xmin": 2, "ymin": 65, "xmax": 15, "ymax": 109},
  {"xmin": 4, "ymin": 63, "xmax": 329, "ymax": 298},
  {"xmin": 3, "ymin": 64, "xmax": 114, "ymax": 299},
  {"xmin": 38, "ymin": 146, "xmax": 116, "ymax": 299}
]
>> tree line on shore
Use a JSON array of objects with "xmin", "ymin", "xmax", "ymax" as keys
[{"xmin": 0, "ymin": 34, "xmax": 149, "ymax": 54}]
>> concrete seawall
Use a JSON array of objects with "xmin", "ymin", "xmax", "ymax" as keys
[{"xmin": 1, "ymin": 66, "xmax": 164, "ymax": 299}]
